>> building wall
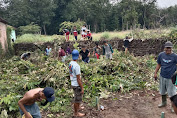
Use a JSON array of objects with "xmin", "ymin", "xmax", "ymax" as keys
[{"xmin": 0, "ymin": 22, "xmax": 7, "ymax": 51}]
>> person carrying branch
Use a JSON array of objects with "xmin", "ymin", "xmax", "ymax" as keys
[
  {"xmin": 18, "ymin": 87, "xmax": 55, "ymax": 118},
  {"xmin": 154, "ymin": 41, "xmax": 177, "ymax": 113},
  {"xmin": 69, "ymin": 49, "xmax": 85, "ymax": 117},
  {"xmin": 123, "ymin": 36, "xmax": 133, "ymax": 54}
]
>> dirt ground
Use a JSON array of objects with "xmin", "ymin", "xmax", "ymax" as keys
[{"xmin": 77, "ymin": 90, "xmax": 177, "ymax": 118}]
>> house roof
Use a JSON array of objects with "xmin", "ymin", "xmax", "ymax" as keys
[{"xmin": 0, "ymin": 17, "xmax": 8, "ymax": 24}]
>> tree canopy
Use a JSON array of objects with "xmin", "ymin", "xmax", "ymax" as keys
[{"xmin": 0, "ymin": 0, "xmax": 177, "ymax": 35}]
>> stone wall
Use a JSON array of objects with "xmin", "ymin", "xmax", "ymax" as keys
[{"xmin": 14, "ymin": 38, "xmax": 167, "ymax": 56}]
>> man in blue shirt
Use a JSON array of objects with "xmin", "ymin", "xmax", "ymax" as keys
[{"xmin": 154, "ymin": 41, "xmax": 177, "ymax": 112}]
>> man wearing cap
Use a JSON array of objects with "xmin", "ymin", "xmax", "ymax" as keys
[
  {"xmin": 69, "ymin": 49, "xmax": 85, "ymax": 117},
  {"xmin": 154, "ymin": 41, "xmax": 177, "ymax": 112},
  {"xmin": 18, "ymin": 87, "xmax": 55, "ymax": 118}
]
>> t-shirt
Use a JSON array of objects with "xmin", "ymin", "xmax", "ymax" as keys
[
  {"xmin": 123, "ymin": 38, "xmax": 133, "ymax": 47},
  {"xmin": 69, "ymin": 61, "xmax": 81, "ymax": 86},
  {"xmin": 80, "ymin": 50, "xmax": 89, "ymax": 60},
  {"xmin": 59, "ymin": 49, "xmax": 65, "ymax": 57},
  {"xmin": 87, "ymin": 33, "xmax": 92, "ymax": 37},
  {"xmin": 104, "ymin": 45, "xmax": 111, "ymax": 55},
  {"xmin": 157, "ymin": 52, "xmax": 177, "ymax": 79},
  {"xmin": 46, "ymin": 48, "xmax": 52, "ymax": 56},
  {"xmin": 81, "ymin": 27, "xmax": 87, "ymax": 32},
  {"xmin": 73, "ymin": 30, "xmax": 78, "ymax": 36}
]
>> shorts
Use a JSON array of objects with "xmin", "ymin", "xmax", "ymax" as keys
[
  {"xmin": 72, "ymin": 86, "xmax": 83, "ymax": 103},
  {"xmin": 95, "ymin": 53, "xmax": 100, "ymax": 59},
  {"xmin": 19, "ymin": 103, "xmax": 41, "ymax": 118},
  {"xmin": 159, "ymin": 75, "xmax": 176, "ymax": 97},
  {"xmin": 106, "ymin": 53, "xmax": 112, "ymax": 59}
]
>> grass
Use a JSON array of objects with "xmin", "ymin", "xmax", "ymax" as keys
[{"xmin": 15, "ymin": 28, "xmax": 171, "ymax": 43}]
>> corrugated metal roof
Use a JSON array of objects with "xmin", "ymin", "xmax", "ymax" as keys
[{"xmin": 0, "ymin": 17, "xmax": 8, "ymax": 24}]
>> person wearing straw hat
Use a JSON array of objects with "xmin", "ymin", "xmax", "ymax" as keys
[
  {"xmin": 69, "ymin": 49, "xmax": 85, "ymax": 117},
  {"xmin": 18, "ymin": 87, "xmax": 55, "ymax": 118},
  {"xmin": 154, "ymin": 41, "xmax": 177, "ymax": 112}
]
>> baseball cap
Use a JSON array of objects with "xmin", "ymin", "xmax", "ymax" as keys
[
  {"xmin": 164, "ymin": 41, "xmax": 173, "ymax": 48},
  {"xmin": 43, "ymin": 87, "xmax": 55, "ymax": 102},
  {"xmin": 72, "ymin": 49, "xmax": 79, "ymax": 60}
]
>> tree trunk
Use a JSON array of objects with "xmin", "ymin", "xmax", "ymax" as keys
[
  {"xmin": 126, "ymin": 21, "xmax": 128, "ymax": 30},
  {"xmin": 122, "ymin": 17, "xmax": 124, "ymax": 31},
  {"xmin": 43, "ymin": 25, "xmax": 47, "ymax": 35}
]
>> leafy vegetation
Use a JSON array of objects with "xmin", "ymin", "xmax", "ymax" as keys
[
  {"xmin": 18, "ymin": 23, "xmax": 41, "ymax": 35},
  {"xmin": 0, "ymin": 50, "xmax": 158, "ymax": 117}
]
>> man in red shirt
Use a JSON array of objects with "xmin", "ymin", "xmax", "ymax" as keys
[
  {"xmin": 87, "ymin": 30, "xmax": 92, "ymax": 41},
  {"xmin": 73, "ymin": 26, "xmax": 78, "ymax": 41},
  {"xmin": 58, "ymin": 46, "xmax": 66, "ymax": 62}
]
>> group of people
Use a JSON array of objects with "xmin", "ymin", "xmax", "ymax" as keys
[
  {"xmin": 63, "ymin": 25, "xmax": 93, "ymax": 41},
  {"xmin": 19, "ymin": 38, "xmax": 177, "ymax": 117}
]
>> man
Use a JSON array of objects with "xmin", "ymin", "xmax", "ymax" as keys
[
  {"xmin": 21, "ymin": 52, "xmax": 31, "ymax": 60},
  {"xmin": 58, "ymin": 46, "xmax": 66, "ymax": 62},
  {"xmin": 80, "ymin": 45, "xmax": 90, "ymax": 63},
  {"xmin": 18, "ymin": 87, "xmax": 55, "ymax": 118},
  {"xmin": 69, "ymin": 49, "xmax": 85, "ymax": 117},
  {"xmin": 123, "ymin": 36, "xmax": 133, "ymax": 54},
  {"xmin": 45, "ymin": 46, "xmax": 52, "ymax": 56},
  {"xmin": 154, "ymin": 41, "xmax": 177, "ymax": 112},
  {"xmin": 73, "ymin": 26, "xmax": 78, "ymax": 41},
  {"xmin": 102, "ymin": 41, "xmax": 114, "ymax": 59},
  {"xmin": 170, "ymin": 95, "xmax": 177, "ymax": 115}
]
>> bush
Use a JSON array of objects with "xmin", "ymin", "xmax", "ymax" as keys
[
  {"xmin": 18, "ymin": 23, "xmax": 41, "ymax": 35},
  {"xmin": 101, "ymin": 32, "xmax": 110, "ymax": 39}
]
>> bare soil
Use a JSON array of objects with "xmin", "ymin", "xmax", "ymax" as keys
[{"xmin": 78, "ymin": 90, "xmax": 176, "ymax": 118}]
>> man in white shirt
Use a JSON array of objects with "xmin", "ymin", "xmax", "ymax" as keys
[{"xmin": 69, "ymin": 49, "xmax": 85, "ymax": 117}]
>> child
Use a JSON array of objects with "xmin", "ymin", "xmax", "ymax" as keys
[
  {"xmin": 64, "ymin": 29, "xmax": 70, "ymax": 41},
  {"xmin": 45, "ymin": 46, "xmax": 52, "ymax": 56},
  {"xmin": 93, "ymin": 42, "xmax": 101, "ymax": 59},
  {"xmin": 18, "ymin": 87, "xmax": 55, "ymax": 118},
  {"xmin": 73, "ymin": 26, "xmax": 78, "ymax": 41},
  {"xmin": 81, "ymin": 29, "xmax": 87, "ymax": 40},
  {"xmin": 80, "ymin": 45, "xmax": 90, "ymax": 63},
  {"xmin": 87, "ymin": 30, "xmax": 92, "ymax": 41},
  {"xmin": 21, "ymin": 52, "xmax": 31, "ymax": 60},
  {"xmin": 102, "ymin": 41, "xmax": 114, "ymax": 59},
  {"xmin": 58, "ymin": 46, "xmax": 66, "ymax": 62},
  {"xmin": 123, "ymin": 36, "xmax": 133, "ymax": 54},
  {"xmin": 69, "ymin": 50, "xmax": 85, "ymax": 117}
]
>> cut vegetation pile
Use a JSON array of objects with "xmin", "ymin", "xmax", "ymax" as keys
[{"xmin": 0, "ymin": 50, "xmax": 158, "ymax": 118}]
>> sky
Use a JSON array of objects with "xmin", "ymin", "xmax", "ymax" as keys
[{"xmin": 157, "ymin": 0, "xmax": 177, "ymax": 8}]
